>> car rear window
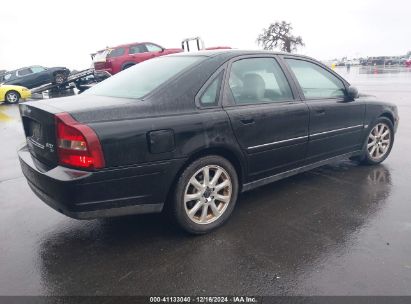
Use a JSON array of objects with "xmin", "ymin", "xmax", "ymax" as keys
[
  {"xmin": 92, "ymin": 50, "xmax": 110, "ymax": 62},
  {"xmin": 107, "ymin": 47, "xmax": 125, "ymax": 58},
  {"xmin": 85, "ymin": 56, "xmax": 205, "ymax": 99}
]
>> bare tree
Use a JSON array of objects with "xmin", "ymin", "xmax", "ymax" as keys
[{"xmin": 257, "ymin": 21, "xmax": 304, "ymax": 53}]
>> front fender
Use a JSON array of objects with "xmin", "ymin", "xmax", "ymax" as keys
[{"xmin": 361, "ymin": 99, "xmax": 399, "ymax": 142}]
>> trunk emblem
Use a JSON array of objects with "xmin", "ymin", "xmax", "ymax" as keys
[
  {"xmin": 46, "ymin": 143, "xmax": 54, "ymax": 152},
  {"xmin": 28, "ymin": 138, "xmax": 44, "ymax": 149}
]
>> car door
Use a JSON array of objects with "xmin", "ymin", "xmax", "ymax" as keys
[
  {"xmin": 283, "ymin": 57, "xmax": 365, "ymax": 162},
  {"xmin": 222, "ymin": 56, "xmax": 309, "ymax": 181},
  {"xmin": 30, "ymin": 66, "xmax": 51, "ymax": 87},
  {"xmin": 144, "ymin": 43, "xmax": 164, "ymax": 58},
  {"xmin": 15, "ymin": 68, "xmax": 36, "ymax": 88},
  {"xmin": 129, "ymin": 44, "xmax": 153, "ymax": 63}
]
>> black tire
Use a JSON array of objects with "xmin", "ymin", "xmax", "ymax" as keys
[
  {"xmin": 54, "ymin": 73, "xmax": 67, "ymax": 85},
  {"xmin": 122, "ymin": 64, "xmax": 134, "ymax": 71},
  {"xmin": 4, "ymin": 90, "xmax": 20, "ymax": 104},
  {"xmin": 172, "ymin": 155, "xmax": 239, "ymax": 234},
  {"xmin": 358, "ymin": 117, "xmax": 394, "ymax": 165}
]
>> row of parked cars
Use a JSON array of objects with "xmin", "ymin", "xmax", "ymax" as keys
[
  {"xmin": 361, "ymin": 56, "xmax": 411, "ymax": 66},
  {"xmin": 0, "ymin": 39, "xmax": 215, "ymax": 104},
  {"xmin": 91, "ymin": 39, "xmax": 230, "ymax": 75},
  {"xmin": 0, "ymin": 66, "xmax": 71, "ymax": 103}
]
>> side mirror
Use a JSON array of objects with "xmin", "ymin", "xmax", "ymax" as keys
[
  {"xmin": 160, "ymin": 47, "xmax": 165, "ymax": 53},
  {"xmin": 346, "ymin": 86, "xmax": 359, "ymax": 101}
]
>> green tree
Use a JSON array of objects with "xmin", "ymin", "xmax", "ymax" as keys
[{"xmin": 257, "ymin": 21, "xmax": 304, "ymax": 53}]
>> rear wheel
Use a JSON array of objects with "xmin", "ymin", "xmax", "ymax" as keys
[
  {"xmin": 359, "ymin": 117, "xmax": 394, "ymax": 165},
  {"xmin": 172, "ymin": 155, "xmax": 239, "ymax": 234},
  {"xmin": 5, "ymin": 90, "xmax": 20, "ymax": 104},
  {"xmin": 122, "ymin": 64, "xmax": 134, "ymax": 71}
]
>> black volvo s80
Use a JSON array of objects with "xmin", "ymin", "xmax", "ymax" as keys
[{"xmin": 18, "ymin": 50, "xmax": 399, "ymax": 234}]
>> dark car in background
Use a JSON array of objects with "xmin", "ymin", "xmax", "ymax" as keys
[
  {"xmin": 92, "ymin": 42, "xmax": 182, "ymax": 75},
  {"xmin": 18, "ymin": 50, "xmax": 398, "ymax": 234},
  {"xmin": 1, "ymin": 66, "xmax": 70, "ymax": 89}
]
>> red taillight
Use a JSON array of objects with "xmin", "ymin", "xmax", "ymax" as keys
[
  {"xmin": 55, "ymin": 113, "xmax": 105, "ymax": 170},
  {"xmin": 105, "ymin": 59, "xmax": 112, "ymax": 69}
]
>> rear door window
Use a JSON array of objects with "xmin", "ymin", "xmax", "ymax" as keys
[
  {"xmin": 129, "ymin": 44, "xmax": 147, "ymax": 54},
  {"xmin": 17, "ymin": 68, "xmax": 32, "ymax": 77}
]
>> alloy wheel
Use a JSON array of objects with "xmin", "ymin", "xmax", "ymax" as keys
[
  {"xmin": 6, "ymin": 92, "xmax": 18, "ymax": 103},
  {"xmin": 367, "ymin": 123, "xmax": 391, "ymax": 160},
  {"xmin": 184, "ymin": 165, "xmax": 232, "ymax": 225},
  {"xmin": 55, "ymin": 74, "xmax": 65, "ymax": 84}
]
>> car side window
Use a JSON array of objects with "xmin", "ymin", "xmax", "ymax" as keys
[
  {"xmin": 285, "ymin": 59, "xmax": 346, "ymax": 99},
  {"xmin": 107, "ymin": 47, "xmax": 125, "ymax": 57},
  {"xmin": 129, "ymin": 45, "xmax": 147, "ymax": 54},
  {"xmin": 31, "ymin": 66, "xmax": 45, "ymax": 73},
  {"xmin": 228, "ymin": 58, "xmax": 293, "ymax": 104},
  {"xmin": 145, "ymin": 44, "xmax": 163, "ymax": 52},
  {"xmin": 17, "ymin": 68, "xmax": 32, "ymax": 77},
  {"xmin": 200, "ymin": 73, "xmax": 223, "ymax": 106}
]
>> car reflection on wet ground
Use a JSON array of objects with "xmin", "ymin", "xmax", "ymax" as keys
[{"xmin": 0, "ymin": 66, "xmax": 410, "ymax": 295}]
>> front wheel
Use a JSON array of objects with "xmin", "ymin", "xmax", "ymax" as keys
[
  {"xmin": 172, "ymin": 155, "xmax": 239, "ymax": 234},
  {"xmin": 5, "ymin": 90, "xmax": 20, "ymax": 104},
  {"xmin": 359, "ymin": 117, "xmax": 394, "ymax": 165}
]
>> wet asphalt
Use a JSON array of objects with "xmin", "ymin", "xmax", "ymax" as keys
[{"xmin": 0, "ymin": 66, "xmax": 410, "ymax": 296}]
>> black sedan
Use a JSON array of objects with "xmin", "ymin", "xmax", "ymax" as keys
[
  {"xmin": 1, "ymin": 65, "xmax": 70, "ymax": 89},
  {"xmin": 18, "ymin": 50, "xmax": 399, "ymax": 234}
]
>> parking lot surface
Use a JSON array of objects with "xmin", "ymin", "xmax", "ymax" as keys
[{"xmin": 0, "ymin": 67, "xmax": 410, "ymax": 295}]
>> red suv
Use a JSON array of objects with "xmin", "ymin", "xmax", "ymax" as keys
[{"xmin": 92, "ymin": 42, "xmax": 182, "ymax": 75}]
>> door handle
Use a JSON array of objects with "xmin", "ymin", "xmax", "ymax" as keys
[
  {"xmin": 315, "ymin": 109, "xmax": 326, "ymax": 115},
  {"xmin": 240, "ymin": 118, "xmax": 255, "ymax": 125}
]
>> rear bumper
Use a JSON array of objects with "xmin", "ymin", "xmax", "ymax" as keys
[{"xmin": 18, "ymin": 145, "xmax": 185, "ymax": 219}]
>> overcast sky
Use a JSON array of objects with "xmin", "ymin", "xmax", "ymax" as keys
[{"xmin": 1, "ymin": 0, "xmax": 410, "ymax": 71}]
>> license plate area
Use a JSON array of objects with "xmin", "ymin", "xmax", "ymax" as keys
[{"xmin": 29, "ymin": 120, "xmax": 42, "ymax": 141}]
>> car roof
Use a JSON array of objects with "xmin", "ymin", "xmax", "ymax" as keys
[
  {"xmin": 5, "ymin": 65, "xmax": 45, "ymax": 74},
  {"xmin": 168, "ymin": 49, "xmax": 316, "ymax": 61},
  {"xmin": 102, "ymin": 41, "xmax": 162, "ymax": 50}
]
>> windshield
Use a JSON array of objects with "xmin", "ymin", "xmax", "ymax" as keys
[{"xmin": 85, "ymin": 56, "xmax": 204, "ymax": 99}]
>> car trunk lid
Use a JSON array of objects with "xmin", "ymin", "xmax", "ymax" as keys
[
  {"xmin": 19, "ymin": 102, "xmax": 61, "ymax": 168},
  {"xmin": 92, "ymin": 49, "xmax": 112, "ymax": 71},
  {"xmin": 19, "ymin": 95, "xmax": 148, "ymax": 167}
]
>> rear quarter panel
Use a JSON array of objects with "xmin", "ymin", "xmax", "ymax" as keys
[{"xmin": 89, "ymin": 109, "xmax": 243, "ymax": 168}]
